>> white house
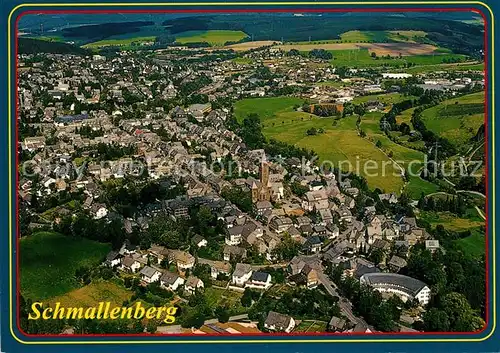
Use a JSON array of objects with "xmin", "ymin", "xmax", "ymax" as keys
[
  {"xmin": 91, "ymin": 203, "xmax": 108, "ymax": 219},
  {"xmin": 139, "ymin": 266, "xmax": 161, "ymax": 284},
  {"xmin": 231, "ymin": 263, "xmax": 253, "ymax": 287},
  {"xmin": 245, "ymin": 271, "xmax": 272, "ymax": 290},
  {"xmin": 120, "ymin": 256, "xmax": 141, "ymax": 273},
  {"xmin": 184, "ymin": 276, "xmax": 204, "ymax": 294},
  {"xmin": 192, "ymin": 235, "xmax": 208, "ymax": 248},
  {"xmin": 160, "ymin": 272, "xmax": 185, "ymax": 291}
]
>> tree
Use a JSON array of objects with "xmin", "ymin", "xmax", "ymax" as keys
[
  {"xmin": 422, "ymin": 308, "xmax": 450, "ymax": 332},
  {"xmin": 375, "ymin": 140, "xmax": 382, "ymax": 148},
  {"xmin": 369, "ymin": 248, "xmax": 385, "ymax": 265},
  {"xmin": 272, "ymin": 233, "xmax": 301, "ymax": 261},
  {"xmin": 439, "ymin": 292, "xmax": 485, "ymax": 332},
  {"xmin": 215, "ymin": 306, "xmax": 230, "ymax": 323}
]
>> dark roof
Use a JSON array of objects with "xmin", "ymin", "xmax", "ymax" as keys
[
  {"xmin": 160, "ymin": 271, "xmax": 180, "ymax": 285},
  {"xmin": 122, "ymin": 256, "xmax": 137, "ymax": 267},
  {"xmin": 251, "ymin": 271, "xmax": 270, "ymax": 282},
  {"xmin": 355, "ymin": 264, "xmax": 380, "ymax": 279},
  {"xmin": 192, "ymin": 234, "xmax": 206, "ymax": 245},
  {"xmin": 360, "ymin": 273, "xmax": 428, "ymax": 297},
  {"xmin": 140, "ymin": 266, "xmax": 158, "ymax": 278},
  {"xmin": 264, "ymin": 311, "xmax": 293, "ymax": 329},
  {"xmin": 106, "ymin": 250, "xmax": 121, "ymax": 262}
]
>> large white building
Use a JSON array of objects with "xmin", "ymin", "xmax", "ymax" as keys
[{"xmin": 360, "ymin": 273, "xmax": 431, "ymax": 305}]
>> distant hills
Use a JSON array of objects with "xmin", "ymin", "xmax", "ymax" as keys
[{"xmin": 18, "ymin": 38, "xmax": 91, "ymax": 55}]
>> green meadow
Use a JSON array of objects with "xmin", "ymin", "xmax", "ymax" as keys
[
  {"xmin": 20, "ymin": 232, "xmax": 111, "ymax": 300},
  {"xmin": 421, "ymin": 92, "xmax": 485, "ymax": 148}
]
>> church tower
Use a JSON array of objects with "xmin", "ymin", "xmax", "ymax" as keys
[{"xmin": 259, "ymin": 160, "xmax": 270, "ymax": 188}]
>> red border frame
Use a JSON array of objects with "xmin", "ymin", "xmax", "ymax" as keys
[{"xmin": 13, "ymin": 6, "xmax": 490, "ymax": 339}]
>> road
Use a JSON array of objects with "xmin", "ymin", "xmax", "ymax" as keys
[
  {"xmin": 474, "ymin": 206, "xmax": 486, "ymax": 220},
  {"xmin": 316, "ymin": 271, "xmax": 369, "ymax": 327}
]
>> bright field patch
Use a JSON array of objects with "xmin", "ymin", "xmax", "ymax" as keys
[
  {"xmin": 48, "ymin": 281, "xmax": 133, "ymax": 309},
  {"xmin": 20, "ymin": 232, "xmax": 111, "ymax": 300},
  {"xmin": 82, "ymin": 36, "xmax": 156, "ymax": 49},
  {"xmin": 175, "ymin": 30, "xmax": 248, "ymax": 46},
  {"xmin": 421, "ymin": 92, "xmax": 485, "ymax": 147},
  {"xmin": 234, "ymin": 97, "xmax": 303, "ymax": 123}
]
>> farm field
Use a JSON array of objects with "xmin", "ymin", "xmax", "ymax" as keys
[
  {"xmin": 175, "ymin": 30, "xmax": 248, "ymax": 46},
  {"xmin": 329, "ymin": 49, "xmax": 466, "ymax": 68},
  {"xmin": 48, "ymin": 280, "xmax": 133, "ymax": 309},
  {"xmin": 82, "ymin": 36, "xmax": 156, "ymax": 48},
  {"xmin": 20, "ymin": 232, "xmax": 111, "ymax": 300},
  {"xmin": 287, "ymin": 30, "xmax": 429, "ymax": 44},
  {"xmin": 224, "ymin": 40, "xmax": 278, "ymax": 51},
  {"xmin": 420, "ymin": 92, "xmax": 485, "ymax": 148},
  {"xmin": 234, "ymin": 97, "xmax": 404, "ymax": 193},
  {"xmin": 405, "ymin": 62, "xmax": 483, "ymax": 74}
]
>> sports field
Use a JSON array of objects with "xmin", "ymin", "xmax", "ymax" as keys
[
  {"xmin": 20, "ymin": 232, "xmax": 111, "ymax": 300},
  {"xmin": 175, "ymin": 30, "xmax": 248, "ymax": 46}
]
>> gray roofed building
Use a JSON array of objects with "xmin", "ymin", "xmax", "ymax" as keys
[
  {"xmin": 328, "ymin": 316, "xmax": 347, "ymax": 332},
  {"xmin": 264, "ymin": 311, "xmax": 296, "ymax": 333},
  {"xmin": 388, "ymin": 255, "xmax": 408, "ymax": 272},
  {"xmin": 360, "ymin": 272, "xmax": 431, "ymax": 304},
  {"xmin": 160, "ymin": 271, "xmax": 181, "ymax": 286}
]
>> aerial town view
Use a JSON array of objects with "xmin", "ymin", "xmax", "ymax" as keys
[{"xmin": 17, "ymin": 11, "xmax": 486, "ymax": 335}]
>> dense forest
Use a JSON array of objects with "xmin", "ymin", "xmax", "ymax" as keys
[{"xmin": 18, "ymin": 38, "xmax": 91, "ymax": 55}]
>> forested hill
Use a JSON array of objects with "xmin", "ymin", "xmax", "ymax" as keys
[{"xmin": 18, "ymin": 38, "xmax": 91, "ymax": 56}]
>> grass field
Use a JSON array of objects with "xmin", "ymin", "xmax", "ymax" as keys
[
  {"xmin": 293, "ymin": 320, "xmax": 328, "ymax": 333},
  {"xmin": 83, "ymin": 36, "xmax": 156, "ymax": 49},
  {"xmin": 396, "ymin": 107, "xmax": 417, "ymax": 125},
  {"xmin": 455, "ymin": 230, "xmax": 485, "ymax": 258},
  {"xmin": 234, "ymin": 96, "xmax": 304, "ymax": 123},
  {"xmin": 232, "ymin": 57, "xmax": 253, "ymax": 64},
  {"xmin": 234, "ymin": 97, "xmax": 404, "ymax": 193},
  {"xmin": 204, "ymin": 287, "xmax": 247, "ymax": 315},
  {"xmin": 325, "ymin": 48, "xmax": 466, "ymax": 68},
  {"xmin": 418, "ymin": 209, "xmax": 485, "ymax": 257},
  {"xmin": 175, "ymin": 30, "xmax": 248, "ymax": 46},
  {"xmin": 405, "ymin": 62, "xmax": 483, "ymax": 74},
  {"xmin": 352, "ymin": 93, "xmax": 415, "ymax": 105},
  {"xmin": 359, "ymin": 112, "xmax": 438, "ymax": 197},
  {"xmin": 20, "ymin": 232, "xmax": 111, "ymax": 300},
  {"xmin": 419, "ymin": 210, "xmax": 484, "ymax": 232},
  {"xmin": 421, "ymin": 92, "xmax": 485, "ymax": 148},
  {"xmin": 48, "ymin": 280, "xmax": 133, "ymax": 309}
]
